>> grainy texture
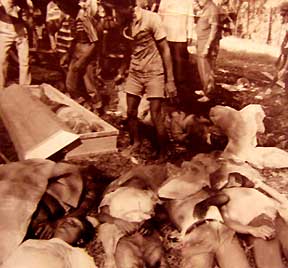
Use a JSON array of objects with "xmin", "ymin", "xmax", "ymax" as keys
[{"xmin": 1, "ymin": 48, "xmax": 288, "ymax": 267}]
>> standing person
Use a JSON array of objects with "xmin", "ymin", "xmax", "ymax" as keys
[
  {"xmin": 0, "ymin": 0, "xmax": 33, "ymax": 89},
  {"xmin": 65, "ymin": 0, "xmax": 99, "ymax": 104},
  {"xmin": 158, "ymin": 0, "xmax": 194, "ymax": 104},
  {"xmin": 277, "ymin": 1, "xmax": 288, "ymax": 94},
  {"xmin": 104, "ymin": 0, "xmax": 177, "ymax": 162},
  {"xmin": 194, "ymin": 0, "xmax": 222, "ymax": 102}
]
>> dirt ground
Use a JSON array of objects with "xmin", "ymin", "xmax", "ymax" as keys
[{"xmin": 1, "ymin": 47, "xmax": 288, "ymax": 267}]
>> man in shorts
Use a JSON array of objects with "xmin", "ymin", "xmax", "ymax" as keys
[{"xmin": 104, "ymin": 0, "xmax": 177, "ymax": 161}]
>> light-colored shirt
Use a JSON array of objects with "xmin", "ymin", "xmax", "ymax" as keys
[
  {"xmin": 0, "ymin": 0, "xmax": 32, "ymax": 18},
  {"xmin": 100, "ymin": 186, "xmax": 158, "ymax": 222},
  {"xmin": 2, "ymin": 238, "xmax": 96, "ymax": 268},
  {"xmin": 158, "ymin": 0, "xmax": 194, "ymax": 42},
  {"xmin": 195, "ymin": 0, "xmax": 221, "ymax": 40},
  {"xmin": 128, "ymin": 7, "xmax": 166, "ymax": 73},
  {"xmin": 222, "ymin": 187, "xmax": 278, "ymax": 225}
]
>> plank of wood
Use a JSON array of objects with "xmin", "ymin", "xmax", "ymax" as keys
[
  {"xmin": 261, "ymin": 71, "xmax": 285, "ymax": 88},
  {"xmin": 29, "ymin": 84, "xmax": 119, "ymax": 159},
  {"xmin": 0, "ymin": 84, "xmax": 79, "ymax": 160}
]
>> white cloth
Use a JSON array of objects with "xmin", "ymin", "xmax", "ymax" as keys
[
  {"xmin": 2, "ymin": 238, "xmax": 96, "ymax": 268},
  {"xmin": 46, "ymin": 1, "xmax": 63, "ymax": 22},
  {"xmin": 222, "ymin": 187, "xmax": 278, "ymax": 225},
  {"xmin": 209, "ymin": 104, "xmax": 288, "ymax": 169},
  {"xmin": 100, "ymin": 187, "xmax": 157, "ymax": 222},
  {"xmin": 158, "ymin": 0, "xmax": 194, "ymax": 42}
]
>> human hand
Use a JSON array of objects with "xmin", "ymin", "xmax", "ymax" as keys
[
  {"xmin": 248, "ymin": 225, "xmax": 275, "ymax": 240},
  {"xmin": 165, "ymin": 80, "xmax": 177, "ymax": 99},
  {"xmin": 281, "ymin": 45, "xmax": 288, "ymax": 55},
  {"xmin": 114, "ymin": 218, "xmax": 138, "ymax": 235},
  {"xmin": 200, "ymin": 45, "xmax": 210, "ymax": 57},
  {"xmin": 35, "ymin": 221, "xmax": 56, "ymax": 239},
  {"xmin": 139, "ymin": 221, "xmax": 153, "ymax": 236},
  {"xmin": 114, "ymin": 73, "xmax": 124, "ymax": 85},
  {"xmin": 60, "ymin": 53, "xmax": 70, "ymax": 68}
]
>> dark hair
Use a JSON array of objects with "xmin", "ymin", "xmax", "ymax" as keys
[
  {"xmin": 280, "ymin": 2, "xmax": 288, "ymax": 13},
  {"xmin": 75, "ymin": 217, "xmax": 95, "ymax": 246},
  {"xmin": 101, "ymin": 0, "xmax": 136, "ymax": 8}
]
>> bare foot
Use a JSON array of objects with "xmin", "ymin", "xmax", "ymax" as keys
[{"xmin": 121, "ymin": 143, "xmax": 141, "ymax": 158}]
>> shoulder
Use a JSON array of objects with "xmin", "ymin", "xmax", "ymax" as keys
[
  {"xmin": 141, "ymin": 8, "xmax": 162, "ymax": 24},
  {"xmin": 206, "ymin": 1, "xmax": 220, "ymax": 15}
]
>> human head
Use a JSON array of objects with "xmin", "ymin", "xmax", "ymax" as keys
[
  {"xmin": 102, "ymin": 0, "xmax": 137, "ymax": 25},
  {"xmin": 54, "ymin": 217, "xmax": 94, "ymax": 245},
  {"xmin": 280, "ymin": 1, "xmax": 288, "ymax": 24},
  {"xmin": 195, "ymin": 0, "xmax": 209, "ymax": 8}
]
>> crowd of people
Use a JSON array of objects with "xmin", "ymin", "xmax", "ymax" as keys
[
  {"xmin": 1, "ymin": 0, "xmax": 288, "ymax": 268},
  {"xmin": 0, "ymin": 0, "xmax": 237, "ymax": 161}
]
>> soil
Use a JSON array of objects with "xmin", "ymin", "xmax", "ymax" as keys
[{"xmin": 1, "ymin": 47, "xmax": 288, "ymax": 267}]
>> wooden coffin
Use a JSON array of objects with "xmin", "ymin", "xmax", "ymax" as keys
[
  {"xmin": 28, "ymin": 83, "xmax": 119, "ymax": 159},
  {"xmin": 0, "ymin": 84, "xmax": 79, "ymax": 160}
]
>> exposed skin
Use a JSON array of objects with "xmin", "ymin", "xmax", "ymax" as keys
[
  {"xmin": 32, "ymin": 163, "xmax": 98, "ymax": 240},
  {"xmin": 53, "ymin": 217, "xmax": 84, "ymax": 245},
  {"xmin": 220, "ymin": 205, "xmax": 275, "ymax": 240},
  {"xmin": 114, "ymin": 5, "xmax": 176, "ymax": 159},
  {"xmin": 97, "ymin": 177, "xmax": 152, "ymax": 235}
]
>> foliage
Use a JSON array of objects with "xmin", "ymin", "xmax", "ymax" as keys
[{"xmin": 224, "ymin": 0, "xmax": 284, "ymax": 46}]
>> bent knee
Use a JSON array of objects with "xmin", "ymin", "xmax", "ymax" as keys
[
  {"xmin": 144, "ymin": 244, "xmax": 164, "ymax": 267},
  {"xmin": 115, "ymin": 240, "xmax": 143, "ymax": 268}
]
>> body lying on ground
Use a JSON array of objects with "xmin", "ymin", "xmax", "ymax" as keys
[
  {"xmin": 97, "ymin": 164, "xmax": 170, "ymax": 268},
  {"xmin": 217, "ymin": 179, "xmax": 288, "ymax": 268},
  {"xmin": 2, "ymin": 216, "xmax": 96, "ymax": 268},
  {"xmin": 157, "ymin": 164, "xmax": 251, "ymax": 268}
]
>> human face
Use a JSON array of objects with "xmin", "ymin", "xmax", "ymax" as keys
[
  {"xmin": 281, "ymin": 12, "xmax": 288, "ymax": 24},
  {"xmin": 196, "ymin": 0, "xmax": 208, "ymax": 7},
  {"xmin": 54, "ymin": 217, "xmax": 84, "ymax": 245},
  {"xmin": 114, "ymin": 5, "xmax": 136, "ymax": 25}
]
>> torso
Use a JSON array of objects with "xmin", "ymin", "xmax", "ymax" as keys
[
  {"xmin": 128, "ymin": 8, "xmax": 165, "ymax": 73},
  {"xmin": 221, "ymin": 187, "xmax": 278, "ymax": 225}
]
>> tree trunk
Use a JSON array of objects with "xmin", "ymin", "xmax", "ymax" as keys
[{"xmin": 266, "ymin": 7, "xmax": 273, "ymax": 44}]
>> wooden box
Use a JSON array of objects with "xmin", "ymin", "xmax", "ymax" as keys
[{"xmin": 29, "ymin": 83, "xmax": 119, "ymax": 159}]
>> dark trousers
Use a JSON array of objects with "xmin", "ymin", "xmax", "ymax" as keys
[
  {"xmin": 168, "ymin": 41, "xmax": 189, "ymax": 100},
  {"xmin": 196, "ymin": 39, "xmax": 219, "ymax": 95}
]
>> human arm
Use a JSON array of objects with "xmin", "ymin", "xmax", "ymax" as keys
[
  {"xmin": 156, "ymin": 38, "xmax": 177, "ymax": 98},
  {"xmin": 281, "ymin": 30, "xmax": 288, "ymax": 54},
  {"xmin": 98, "ymin": 205, "xmax": 139, "ymax": 235},
  {"xmin": 187, "ymin": 0, "xmax": 195, "ymax": 46},
  {"xmin": 65, "ymin": 173, "xmax": 98, "ymax": 219},
  {"xmin": 33, "ymin": 193, "xmax": 65, "ymax": 239},
  {"xmin": 221, "ymin": 205, "xmax": 275, "ymax": 240},
  {"xmin": 193, "ymin": 193, "xmax": 229, "ymax": 219}
]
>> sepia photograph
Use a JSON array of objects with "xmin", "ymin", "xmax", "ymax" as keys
[{"xmin": 1, "ymin": 0, "xmax": 288, "ymax": 267}]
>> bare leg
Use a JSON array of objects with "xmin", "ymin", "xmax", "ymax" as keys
[
  {"xmin": 216, "ymin": 236, "xmax": 251, "ymax": 268},
  {"xmin": 126, "ymin": 93, "xmax": 141, "ymax": 152},
  {"xmin": 149, "ymin": 98, "xmax": 169, "ymax": 161}
]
